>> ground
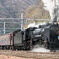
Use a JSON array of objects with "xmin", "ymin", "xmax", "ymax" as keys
[{"xmin": 0, "ymin": 50, "xmax": 59, "ymax": 59}]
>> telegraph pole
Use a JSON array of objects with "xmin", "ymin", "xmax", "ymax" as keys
[
  {"xmin": 4, "ymin": 22, "xmax": 6, "ymax": 34},
  {"xmin": 54, "ymin": 0, "xmax": 59, "ymax": 21},
  {"xmin": 21, "ymin": 13, "xmax": 24, "ymax": 30}
]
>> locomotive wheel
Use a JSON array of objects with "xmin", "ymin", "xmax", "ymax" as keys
[{"xmin": 44, "ymin": 42, "xmax": 49, "ymax": 49}]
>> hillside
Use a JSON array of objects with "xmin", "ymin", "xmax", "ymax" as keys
[
  {"xmin": 0, "ymin": 0, "xmax": 36, "ymax": 18},
  {"xmin": 0, "ymin": 0, "xmax": 50, "ymax": 19},
  {"xmin": 25, "ymin": 0, "xmax": 50, "ymax": 19}
]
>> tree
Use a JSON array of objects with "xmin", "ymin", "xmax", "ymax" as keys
[{"xmin": 25, "ymin": 0, "xmax": 50, "ymax": 19}]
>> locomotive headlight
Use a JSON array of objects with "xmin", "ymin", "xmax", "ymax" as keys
[{"xmin": 58, "ymin": 36, "xmax": 59, "ymax": 40}]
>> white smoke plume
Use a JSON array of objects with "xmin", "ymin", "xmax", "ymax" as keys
[
  {"xmin": 28, "ymin": 22, "xmax": 46, "ymax": 28},
  {"xmin": 42, "ymin": 0, "xmax": 59, "ymax": 21},
  {"xmin": 31, "ymin": 47, "xmax": 50, "ymax": 52}
]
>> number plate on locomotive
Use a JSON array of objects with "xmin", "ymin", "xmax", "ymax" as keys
[{"xmin": 58, "ymin": 36, "xmax": 59, "ymax": 39}]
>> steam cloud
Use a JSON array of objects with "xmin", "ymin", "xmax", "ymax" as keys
[
  {"xmin": 31, "ymin": 47, "xmax": 50, "ymax": 52},
  {"xmin": 28, "ymin": 22, "xmax": 46, "ymax": 28},
  {"xmin": 42, "ymin": 0, "xmax": 59, "ymax": 21}
]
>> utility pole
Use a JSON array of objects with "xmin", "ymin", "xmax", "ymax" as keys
[
  {"xmin": 21, "ymin": 13, "xmax": 24, "ymax": 30},
  {"xmin": 4, "ymin": 22, "xmax": 6, "ymax": 34},
  {"xmin": 54, "ymin": 0, "xmax": 59, "ymax": 7},
  {"xmin": 54, "ymin": 0, "xmax": 59, "ymax": 21}
]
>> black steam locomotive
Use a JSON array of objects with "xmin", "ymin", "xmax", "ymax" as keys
[
  {"xmin": 20, "ymin": 21, "xmax": 59, "ymax": 50},
  {"xmin": 0, "ymin": 21, "xmax": 59, "ymax": 50},
  {"xmin": 24, "ymin": 21, "xmax": 59, "ymax": 49}
]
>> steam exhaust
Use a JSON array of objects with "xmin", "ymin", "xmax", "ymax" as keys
[
  {"xmin": 31, "ymin": 44, "xmax": 50, "ymax": 52},
  {"xmin": 31, "ymin": 47, "xmax": 50, "ymax": 52}
]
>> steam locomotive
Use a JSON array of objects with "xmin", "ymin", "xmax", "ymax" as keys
[
  {"xmin": 0, "ymin": 21, "xmax": 59, "ymax": 50},
  {"xmin": 27, "ymin": 22, "xmax": 59, "ymax": 49}
]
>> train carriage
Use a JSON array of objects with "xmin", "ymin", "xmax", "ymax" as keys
[{"xmin": 0, "ymin": 29, "xmax": 25, "ymax": 50}]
